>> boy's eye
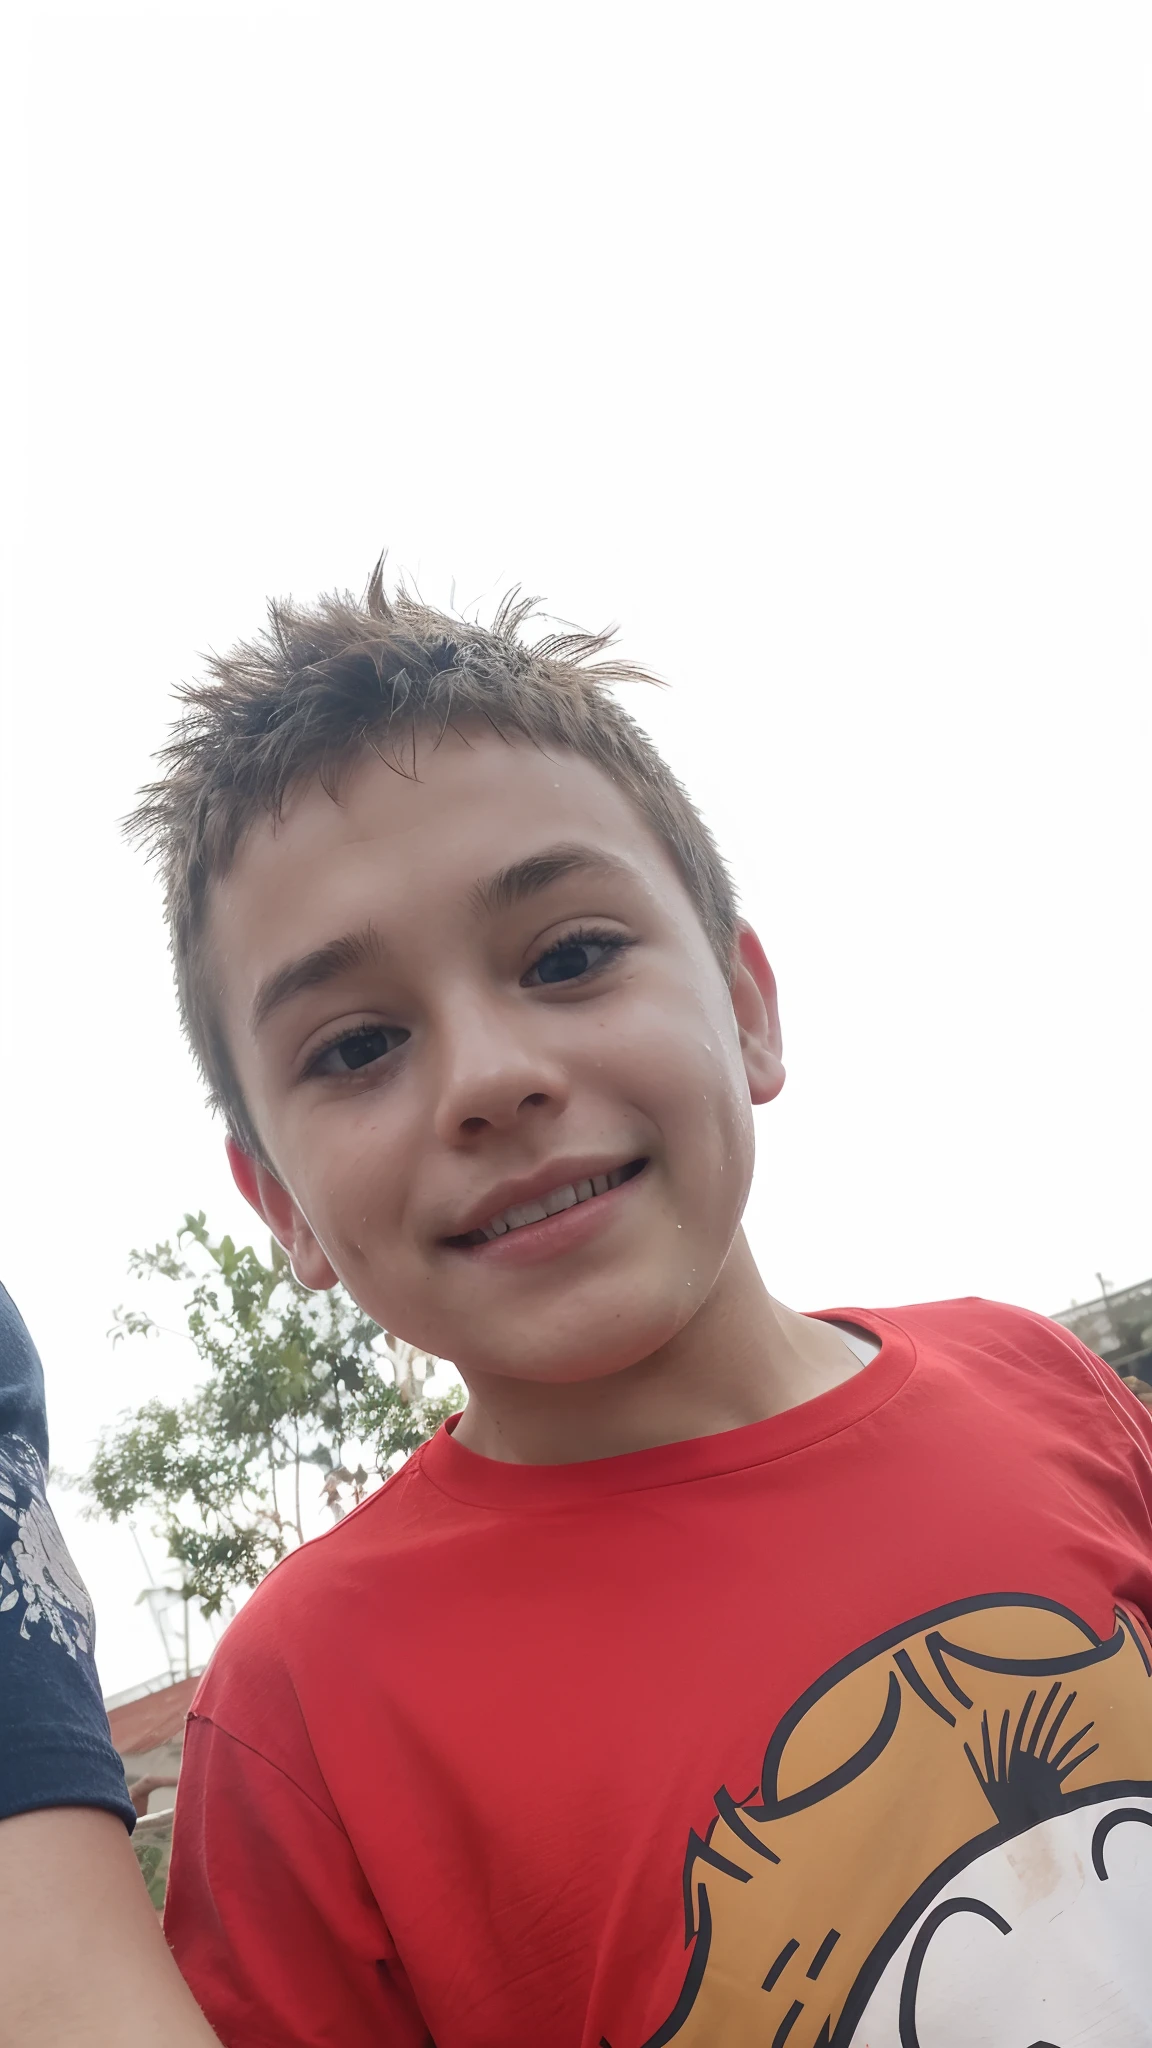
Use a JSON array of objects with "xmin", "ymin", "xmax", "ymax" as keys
[
  {"xmin": 307, "ymin": 1024, "xmax": 408, "ymax": 1077},
  {"xmin": 523, "ymin": 934, "xmax": 624, "ymax": 987}
]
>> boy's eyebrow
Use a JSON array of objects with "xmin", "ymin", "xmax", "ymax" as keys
[
  {"xmin": 250, "ymin": 845, "xmax": 631, "ymax": 1033},
  {"xmin": 471, "ymin": 843, "xmax": 632, "ymax": 918},
  {"xmin": 250, "ymin": 927, "xmax": 387, "ymax": 1033}
]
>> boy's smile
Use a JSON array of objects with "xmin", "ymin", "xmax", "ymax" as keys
[
  {"xmin": 443, "ymin": 1155, "xmax": 649, "ymax": 1259},
  {"xmin": 210, "ymin": 726, "xmax": 791, "ymax": 1445}
]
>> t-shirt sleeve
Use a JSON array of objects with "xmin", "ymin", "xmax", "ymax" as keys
[
  {"xmin": 165, "ymin": 1713, "xmax": 432, "ymax": 2048},
  {"xmin": 0, "ymin": 1283, "xmax": 134, "ymax": 1828}
]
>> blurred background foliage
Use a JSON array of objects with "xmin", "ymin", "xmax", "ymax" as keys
[{"xmin": 84, "ymin": 1214, "xmax": 460, "ymax": 1614}]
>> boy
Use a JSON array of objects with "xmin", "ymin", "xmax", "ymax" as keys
[{"xmin": 146, "ymin": 569, "xmax": 1152, "ymax": 2046}]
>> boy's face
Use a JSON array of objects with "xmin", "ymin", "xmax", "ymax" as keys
[{"xmin": 210, "ymin": 730, "xmax": 783, "ymax": 1384}]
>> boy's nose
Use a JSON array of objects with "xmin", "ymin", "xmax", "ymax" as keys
[{"xmin": 432, "ymin": 1010, "xmax": 569, "ymax": 1142}]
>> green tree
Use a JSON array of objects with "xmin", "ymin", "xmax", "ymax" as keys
[{"xmin": 84, "ymin": 1213, "xmax": 461, "ymax": 1615}]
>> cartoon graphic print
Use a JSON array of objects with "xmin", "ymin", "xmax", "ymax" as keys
[{"xmin": 638, "ymin": 1595, "xmax": 1152, "ymax": 2048}]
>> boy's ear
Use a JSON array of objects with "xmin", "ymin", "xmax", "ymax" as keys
[
  {"xmin": 225, "ymin": 1138, "xmax": 340, "ymax": 1291},
  {"xmin": 730, "ymin": 923, "xmax": 786, "ymax": 1106}
]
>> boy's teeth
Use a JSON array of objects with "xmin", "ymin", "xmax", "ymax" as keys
[{"xmin": 476, "ymin": 1167, "xmax": 638, "ymax": 1241}]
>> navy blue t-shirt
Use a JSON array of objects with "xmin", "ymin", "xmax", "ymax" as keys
[{"xmin": 0, "ymin": 1282, "xmax": 133, "ymax": 1827}]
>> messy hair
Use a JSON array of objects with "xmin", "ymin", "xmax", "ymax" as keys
[{"xmin": 128, "ymin": 561, "xmax": 739, "ymax": 1162}]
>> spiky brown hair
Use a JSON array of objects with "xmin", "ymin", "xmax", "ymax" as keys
[{"xmin": 128, "ymin": 560, "xmax": 738, "ymax": 1163}]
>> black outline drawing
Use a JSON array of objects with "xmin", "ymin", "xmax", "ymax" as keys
[{"xmin": 637, "ymin": 1593, "xmax": 1152, "ymax": 2048}]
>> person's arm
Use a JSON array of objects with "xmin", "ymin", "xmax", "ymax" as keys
[
  {"xmin": 0, "ymin": 1281, "xmax": 219, "ymax": 2040},
  {"xmin": 0, "ymin": 1805, "xmax": 220, "ymax": 2047}
]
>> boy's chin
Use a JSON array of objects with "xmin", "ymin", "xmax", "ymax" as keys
[{"xmin": 452, "ymin": 1298, "xmax": 701, "ymax": 1389}]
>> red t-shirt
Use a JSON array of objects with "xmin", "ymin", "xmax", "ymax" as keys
[{"xmin": 165, "ymin": 1301, "xmax": 1152, "ymax": 2048}]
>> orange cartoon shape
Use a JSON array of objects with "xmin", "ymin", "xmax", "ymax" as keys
[{"xmin": 640, "ymin": 1594, "xmax": 1152, "ymax": 2047}]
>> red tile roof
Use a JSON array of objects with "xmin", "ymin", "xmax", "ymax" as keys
[{"xmin": 106, "ymin": 1674, "xmax": 200, "ymax": 1756}]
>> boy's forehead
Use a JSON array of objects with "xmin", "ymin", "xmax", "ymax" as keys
[
  {"xmin": 206, "ymin": 730, "xmax": 685, "ymax": 1014},
  {"xmin": 219, "ymin": 728, "xmax": 665, "ymax": 896}
]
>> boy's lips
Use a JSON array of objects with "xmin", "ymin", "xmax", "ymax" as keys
[{"xmin": 442, "ymin": 1158, "xmax": 649, "ymax": 1263}]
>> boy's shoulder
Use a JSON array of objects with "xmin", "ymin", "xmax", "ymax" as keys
[
  {"xmin": 189, "ymin": 1441, "xmax": 452, "ymax": 1724},
  {"xmin": 893, "ymin": 1291, "xmax": 1120, "ymax": 1373},
  {"xmin": 886, "ymin": 1291, "xmax": 1074, "ymax": 1344},
  {"xmin": 882, "ymin": 1290, "xmax": 1131, "ymax": 1389},
  {"xmin": 883, "ymin": 1292, "xmax": 1152, "ymax": 1449}
]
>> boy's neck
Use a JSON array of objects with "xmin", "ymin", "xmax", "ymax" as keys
[{"xmin": 449, "ymin": 1233, "xmax": 864, "ymax": 1466}]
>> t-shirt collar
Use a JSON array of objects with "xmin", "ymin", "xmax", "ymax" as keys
[{"xmin": 418, "ymin": 1308, "xmax": 916, "ymax": 1509}]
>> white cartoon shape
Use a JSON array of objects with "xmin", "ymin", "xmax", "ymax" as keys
[{"xmin": 848, "ymin": 1794, "xmax": 1152, "ymax": 2046}]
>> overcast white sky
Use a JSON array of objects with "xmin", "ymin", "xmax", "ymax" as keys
[{"xmin": 2, "ymin": 2, "xmax": 1150, "ymax": 1694}]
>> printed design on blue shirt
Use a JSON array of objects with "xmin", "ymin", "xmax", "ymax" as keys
[{"xmin": 0, "ymin": 1435, "xmax": 94, "ymax": 1660}]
